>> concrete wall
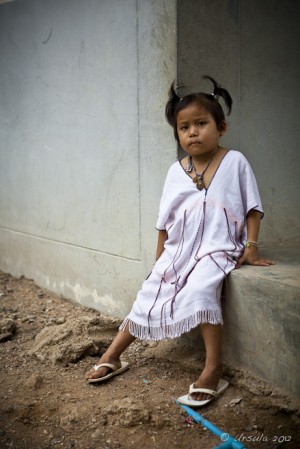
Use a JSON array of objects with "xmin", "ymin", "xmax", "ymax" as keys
[
  {"xmin": 177, "ymin": 0, "xmax": 300, "ymax": 243},
  {"xmin": 2, "ymin": 0, "xmax": 298, "ymax": 315},
  {"xmin": 224, "ymin": 247, "xmax": 300, "ymax": 397},
  {"xmin": 0, "ymin": 0, "xmax": 177, "ymax": 316}
]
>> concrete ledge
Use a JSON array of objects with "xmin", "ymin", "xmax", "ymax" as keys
[{"xmin": 222, "ymin": 241, "xmax": 300, "ymax": 398}]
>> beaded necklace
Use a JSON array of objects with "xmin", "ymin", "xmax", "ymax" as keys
[{"xmin": 186, "ymin": 147, "xmax": 219, "ymax": 190}]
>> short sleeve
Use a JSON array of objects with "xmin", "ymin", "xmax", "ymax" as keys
[
  {"xmin": 155, "ymin": 163, "xmax": 177, "ymax": 230},
  {"xmin": 239, "ymin": 155, "xmax": 264, "ymax": 218},
  {"xmin": 155, "ymin": 174, "xmax": 170, "ymax": 230}
]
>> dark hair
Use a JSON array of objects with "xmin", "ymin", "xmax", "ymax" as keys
[{"xmin": 165, "ymin": 75, "xmax": 232, "ymax": 142}]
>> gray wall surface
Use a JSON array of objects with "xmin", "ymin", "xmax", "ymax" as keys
[
  {"xmin": 1, "ymin": 0, "xmax": 299, "ymax": 321},
  {"xmin": 0, "ymin": 0, "xmax": 177, "ymax": 316},
  {"xmin": 177, "ymin": 0, "xmax": 300, "ymax": 243}
]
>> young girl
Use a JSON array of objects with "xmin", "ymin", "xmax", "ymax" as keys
[{"xmin": 86, "ymin": 76, "xmax": 274, "ymax": 407}]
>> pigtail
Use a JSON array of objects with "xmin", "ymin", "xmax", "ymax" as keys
[
  {"xmin": 202, "ymin": 75, "xmax": 232, "ymax": 115},
  {"xmin": 165, "ymin": 82, "xmax": 182, "ymax": 127}
]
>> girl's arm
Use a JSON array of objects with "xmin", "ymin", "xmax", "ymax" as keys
[
  {"xmin": 238, "ymin": 210, "xmax": 274, "ymax": 267},
  {"xmin": 156, "ymin": 230, "xmax": 168, "ymax": 260}
]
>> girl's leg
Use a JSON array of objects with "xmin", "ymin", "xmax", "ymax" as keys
[
  {"xmin": 85, "ymin": 324, "xmax": 135, "ymax": 380},
  {"xmin": 191, "ymin": 323, "xmax": 223, "ymax": 401}
]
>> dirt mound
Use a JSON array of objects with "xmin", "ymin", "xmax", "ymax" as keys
[{"xmin": 28, "ymin": 315, "xmax": 120, "ymax": 365}]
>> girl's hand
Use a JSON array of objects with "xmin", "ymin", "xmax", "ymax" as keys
[{"xmin": 237, "ymin": 246, "xmax": 275, "ymax": 267}]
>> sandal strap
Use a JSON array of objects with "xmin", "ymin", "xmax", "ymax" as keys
[
  {"xmin": 189, "ymin": 383, "xmax": 218, "ymax": 397},
  {"xmin": 93, "ymin": 363, "xmax": 117, "ymax": 372}
]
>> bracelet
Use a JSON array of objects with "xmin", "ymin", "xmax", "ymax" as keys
[{"xmin": 246, "ymin": 240, "xmax": 259, "ymax": 249}]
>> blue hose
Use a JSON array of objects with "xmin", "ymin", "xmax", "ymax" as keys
[{"xmin": 176, "ymin": 401, "xmax": 247, "ymax": 449}]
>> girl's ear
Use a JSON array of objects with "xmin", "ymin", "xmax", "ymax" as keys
[{"xmin": 219, "ymin": 121, "xmax": 227, "ymax": 136}]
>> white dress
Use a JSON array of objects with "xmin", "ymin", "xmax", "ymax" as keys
[{"xmin": 120, "ymin": 150, "xmax": 263, "ymax": 340}]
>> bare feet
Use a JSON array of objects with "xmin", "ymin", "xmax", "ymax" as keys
[
  {"xmin": 190, "ymin": 363, "xmax": 222, "ymax": 401},
  {"xmin": 85, "ymin": 354, "xmax": 122, "ymax": 381}
]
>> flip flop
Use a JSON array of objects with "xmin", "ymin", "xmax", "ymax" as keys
[
  {"xmin": 87, "ymin": 361, "xmax": 129, "ymax": 384},
  {"xmin": 177, "ymin": 379, "xmax": 229, "ymax": 407}
]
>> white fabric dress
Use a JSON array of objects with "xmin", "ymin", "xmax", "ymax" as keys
[{"xmin": 120, "ymin": 150, "xmax": 263, "ymax": 340}]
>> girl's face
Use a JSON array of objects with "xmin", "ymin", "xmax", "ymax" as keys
[{"xmin": 176, "ymin": 102, "xmax": 226, "ymax": 157}]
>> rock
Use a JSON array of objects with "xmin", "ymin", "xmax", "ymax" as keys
[
  {"xmin": 28, "ymin": 315, "xmax": 119, "ymax": 365},
  {"xmin": 0, "ymin": 318, "xmax": 16, "ymax": 341},
  {"xmin": 0, "ymin": 332, "xmax": 14, "ymax": 342},
  {"xmin": 91, "ymin": 429, "xmax": 102, "ymax": 440},
  {"xmin": 60, "ymin": 409, "xmax": 81, "ymax": 431},
  {"xmin": 55, "ymin": 317, "xmax": 66, "ymax": 325},
  {"xmin": 250, "ymin": 379, "xmax": 273, "ymax": 396},
  {"xmin": 103, "ymin": 398, "xmax": 151, "ymax": 427},
  {"xmin": 0, "ymin": 317, "xmax": 16, "ymax": 334},
  {"xmin": 229, "ymin": 397, "xmax": 243, "ymax": 406},
  {"xmin": 24, "ymin": 374, "xmax": 44, "ymax": 390},
  {"xmin": 58, "ymin": 403, "xmax": 91, "ymax": 432},
  {"xmin": 151, "ymin": 412, "xmax": 172, "ymax": 428},
  {"xmin": 252, "ymin": 424, "xmax": 264, "ymax": 431}
]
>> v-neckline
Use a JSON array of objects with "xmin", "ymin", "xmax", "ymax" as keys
[{"xmin": 179, "ymin": 149, "xmax": 231, "ymax": 192}]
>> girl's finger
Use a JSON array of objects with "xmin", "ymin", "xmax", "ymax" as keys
[
  {"xmin": 260, "ymin": 258, "xmax": 275, "ymax": 265},
  {"xmin": 254, "ymin": 258, "xmax": 275, "ymax": 266}
]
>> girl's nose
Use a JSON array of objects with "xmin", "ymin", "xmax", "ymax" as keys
[{"xmin": 189, "ymin": 125, "xmax": 198, "ymax": 136}]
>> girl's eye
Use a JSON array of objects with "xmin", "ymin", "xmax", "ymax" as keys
[{"xmin": 198, "ymin": 121, "xmax": 206, "ymax": 126}]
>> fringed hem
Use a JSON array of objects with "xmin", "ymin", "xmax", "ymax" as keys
[{"xmin": 119, "ymin": 310, "xmax": 223, "ymax": 341}]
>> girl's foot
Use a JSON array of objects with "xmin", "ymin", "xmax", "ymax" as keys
[
  {"xmin": 85, "ymin": 353, "xmax": 122, "ymax": 381},
  {"xmin": 85, "ymin": 327, "xmax": 135, "ymax": 381},
  {"xmin": 190, "ymin": 363, "xmax": 222, "ymax": 401}
]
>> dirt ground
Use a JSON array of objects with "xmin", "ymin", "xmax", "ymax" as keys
[{"xmin": 0, "ymin": 271, "xmax": 299, "ymax": 449}]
